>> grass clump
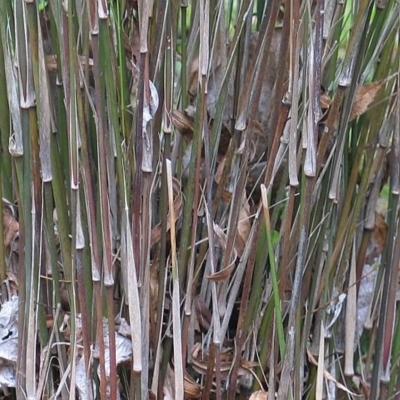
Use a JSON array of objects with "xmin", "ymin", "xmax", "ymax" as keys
[{"xmin": 0, "ymin": 0, "xmax": 399, "ymax": 399}]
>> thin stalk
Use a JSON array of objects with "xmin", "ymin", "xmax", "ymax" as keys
[
  {"xmin": 177, "ymin": 93, "xmax": 203, "ymax": 287},
  {"xmin": 277, "ymin": 172, "xmax": 314, "ymax": 399},
  {"xmin": 167, "ymin": 159, "xmax": 184, "ymax": 400},
  {"xmin": 93, "ymin": 19, "xmax": 117, "ymax": 398},
  {"xmin": 261, "ymin": 185, "xmax": 285, "ymax": 359},
  {"xmin": 180, "ymin": 2, "xmax": 188, "ymax": 109},
  {"xmin": 113, "ymin": 0, "xmax": 128, "ymax": 140}
]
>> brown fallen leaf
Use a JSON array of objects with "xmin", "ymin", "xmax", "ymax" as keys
[{"xmin": 350, "ymin": 78, "xmax": 389, "ymax": 121}]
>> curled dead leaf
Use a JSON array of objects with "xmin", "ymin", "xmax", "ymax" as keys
[{"xmin": 206, "ymin": 260, "xmax": 237, "ymax": 282}]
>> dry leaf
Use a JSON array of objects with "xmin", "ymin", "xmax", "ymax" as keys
[
  {"xmin": 183, "ymin": 373, "xmax": 202, "ymax": 399},
  {"xmin": 235, "ymin": 195, "xmax": 251, "ymax": 256},
  {"xmin": 206, "ymin": 260, "xmax": 237, "ymax": 282},
  {"xmin": 350, "ymin": 79, "xmax": 385, "ymax": 121},
  {"xmin": 307, "ymin": 350, "xmax": 358, "ymax": 396}
]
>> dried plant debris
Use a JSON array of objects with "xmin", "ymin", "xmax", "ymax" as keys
[
  {"xmin": 60, "ymin": 314, "xmax": 133, "ymax": 398},
  {"xmin": 1, "ymin": 2, "xmax": 399, "ymax": 398},
  {"xmin": 2, "ymin": 199, "xmax": 19, "ymax": 250},
  {"xmin": 190, "ymin": 343, "xmax": 258, "ymax": 379},
  {"xmin": 349, "ymin": 77, "xmax": 393, "ymax": 121},
  {"xmin": 0, "ymin": 296, "xmax": 19, "ymax": 389},
  {"xmin": 164, "ymin": 364, "xmax": 202, "ymax": 399}
]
